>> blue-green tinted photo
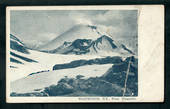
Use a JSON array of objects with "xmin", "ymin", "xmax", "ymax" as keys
[{"xmin": 10, "ymin": 10, "xmax": 138, "ymax": 97}]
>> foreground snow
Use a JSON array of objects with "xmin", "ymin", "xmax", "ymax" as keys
[
  {"xmin": 10, "ymin": 49, "xmax": 105, "ymax": 81},
  {"xmin": 11, "ymin": 64, "xmax": 113, "ymax": 93}
]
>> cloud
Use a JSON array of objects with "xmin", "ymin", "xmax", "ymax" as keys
[
  {"xmin": 93, "ymin": 11, "xmax": 124, "ymax": 23},
  {"xmin": 68, "ymin": 11, "xmax": 93, "ymax": 25},
  {"xmin": 67, "ymin": 10, "xmax": 137, "ymax": 39},
  {"xmin": 93, "ymin": 10, "xmax": 137, "ymax": 38},
  {"xmin": 74, "ymin": 16, "xmax": 93, "ymax": 25}
]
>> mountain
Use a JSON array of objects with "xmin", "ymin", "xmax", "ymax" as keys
[
  {"xmin": 38, "ymin": 24, "xmax": 134, "ymax": 55},
  {"xmin": 37, "ymin": 24, "xmax": 109, "ymax": 51},
  {"xmin": 48, "ymin": 35, "xmax": 134, "ymax": 55}
]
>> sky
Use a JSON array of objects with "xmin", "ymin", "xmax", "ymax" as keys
[{"xmin": 10, "ymin": 10, "xmax": 138, "ymax": 52}]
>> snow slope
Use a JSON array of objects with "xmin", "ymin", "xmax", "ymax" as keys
[
  {"xmin": 11, "ymin": 64, "xmax": 113, "ymax": 93},
  {"xmin": 10, "ymin": 49, "xmax": 104, "ymax": 82}
]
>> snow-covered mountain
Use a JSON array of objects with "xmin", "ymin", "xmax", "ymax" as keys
[
  {"xmin": 38, "ymin": 24, "xmax": 134, "ymax": 55},
  {"xmin": 49, "ymin": 35, "xmax": 134, "ymax": 55}
]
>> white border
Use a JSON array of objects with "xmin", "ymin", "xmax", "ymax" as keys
[{"xmin": 6, "ymin": 5, "xmax": 164, "ymax": 103}]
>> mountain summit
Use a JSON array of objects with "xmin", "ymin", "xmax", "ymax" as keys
[{"xmin": 38, "ymin": 24, "xmax": 110, "ymax": 51}]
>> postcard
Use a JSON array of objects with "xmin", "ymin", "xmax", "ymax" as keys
[{"xmin": 6, "ymin": 5, "xmax": 164, "ymax": 103}]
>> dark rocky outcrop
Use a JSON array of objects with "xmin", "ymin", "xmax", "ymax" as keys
[
  {"xmin": 10, "ymin": 34, "xmax": 30, "ymax": 54},
  {"xmin": 102, "ymin": 56, "xmax": 138, "ymax": 96},
  {"xmin": 53, "ymin": 56, "xmax": 123, "ymax": 70}
]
